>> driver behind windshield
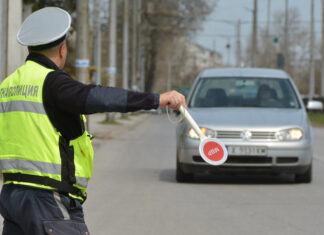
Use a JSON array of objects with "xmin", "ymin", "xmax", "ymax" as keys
[{"xmin": 257, "ymin": 84, "xmax": 282, "ymax": 107}]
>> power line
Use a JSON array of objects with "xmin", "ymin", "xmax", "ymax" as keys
[
  {"xmin": 196, "ymin": 30, "xmax": 324, "ymax": 38},
  {"xmin": 204, "ymin": 18, "xmax": 323, "ymax": 25}
]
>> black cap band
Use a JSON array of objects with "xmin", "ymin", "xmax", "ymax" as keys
[{"xmin": 28, "ymin": 34, "xmax": 67, "ymax": 51}]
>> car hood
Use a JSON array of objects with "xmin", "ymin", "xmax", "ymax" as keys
[{"xmin": 186, "ymin": 108, "xmax": 307, "ymax": 130}]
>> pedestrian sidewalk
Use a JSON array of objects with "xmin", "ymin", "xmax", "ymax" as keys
[{"xmin": 88, "ymin": 112, "xmax": 150, "ymax": 148}]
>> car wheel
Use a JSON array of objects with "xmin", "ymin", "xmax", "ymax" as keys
[
  {"xmin": 176, "ymin": 159, "xmax": 194, "ymax": 183},
  {"xmin": 295, "ymin": 164, "xmax": 312, "ymax": 183}
]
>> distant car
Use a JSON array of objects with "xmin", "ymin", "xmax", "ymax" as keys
[
  {"xmin": 176, "ymin": 68, "xmax": 314, "ymax": 183},
  {"xmin": 300, "ymin": 94, "xmax": 324, "ymax": 112}
]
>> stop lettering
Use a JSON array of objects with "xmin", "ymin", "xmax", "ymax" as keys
[{"xmin": 202, "ymin": 141, "xmax": 224, "ymax": 162}]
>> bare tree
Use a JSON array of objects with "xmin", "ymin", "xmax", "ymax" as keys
[
  {"xmin": 140, "ymin": 0, "xmax": 217, "ymax": 92},
  {"xmin": 256, "ymin": 8, "xmax": 310, "ymax": 93}
]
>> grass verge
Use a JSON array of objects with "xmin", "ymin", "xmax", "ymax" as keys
[
  {"xmin": 99, "ymin": 119, "xmax": 121, "ymax": 125},
  {"xmin": 308, "ymin": 113, "xmax": 324, "ymax": 126},
  {"xmin": 119, "ymin": 116, "xmax": 130, "ymax": 120},
  {"xmin": 129, "ymin": 112, "xmax": 141, "ymax": 116}
]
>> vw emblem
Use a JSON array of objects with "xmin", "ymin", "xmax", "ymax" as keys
[{"xmin": 240, "ymin": 130, "xmax": 251, "ymax": 141}]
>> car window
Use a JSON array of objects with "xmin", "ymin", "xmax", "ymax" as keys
[{"xmin": 189, "ymin": 77, "xmax": 300, "ymax": 109}]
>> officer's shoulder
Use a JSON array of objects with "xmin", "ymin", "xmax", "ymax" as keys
[
  {"xmin": 47, "ymin": 70, "xmax": 73, "ymax": 80},
  {"xmin": 44, "ymin": 70, "xmax": 75, "ymax": 88}
]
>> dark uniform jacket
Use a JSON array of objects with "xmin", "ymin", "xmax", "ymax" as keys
[{"xmin": 27, "ymin": 53, "xmax": 159, "ymax": 141}]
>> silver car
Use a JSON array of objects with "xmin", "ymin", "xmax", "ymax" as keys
[{"xmin": 176, "ymin": 68, "xmax": 314, "ymax": 183}]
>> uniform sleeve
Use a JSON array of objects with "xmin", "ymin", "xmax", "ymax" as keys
[
  {"xmin": 44, "ymin": 71, "xmax": 160, "ymax": 115},
  {"xmin": 84, "ymin": 86, "xmax": 160, "ymax": 114}
]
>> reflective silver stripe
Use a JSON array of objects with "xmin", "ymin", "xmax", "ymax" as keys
[
  {"xmin": 76, "ymin": 176, "xmax": 88, "ymax": 188},
  {"xmin": 0, "ymin": 159, "xmax": 89, "ymax": 188},
  {"xmin": 0, "ymin": 101, "xmax": 46, "ymax": 114},
  {"xmin": 0, "ymin": 159, "xmax": 61, "ymax": 175},
  {"xmin": 53, "ymin": 192, "xmax": 70, "ymax": 220}
]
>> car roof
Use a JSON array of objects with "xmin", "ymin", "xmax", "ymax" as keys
[{"xmin": 200, "ymin": 68, "xmax": 290, "ymax": 79}]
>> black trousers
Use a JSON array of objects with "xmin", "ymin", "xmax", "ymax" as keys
[{"xmin": 0, "ymin": 184, "xmax": 89, "ymax": 235}]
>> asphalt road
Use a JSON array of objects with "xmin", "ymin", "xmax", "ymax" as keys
[{"xmin": 84, "ymin": 114, "xmax": 324, "ymax": 235}]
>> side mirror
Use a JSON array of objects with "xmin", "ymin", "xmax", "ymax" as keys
[{"xmin": 307, "ymin": 100, "xmax": 323, "ymax": 111}]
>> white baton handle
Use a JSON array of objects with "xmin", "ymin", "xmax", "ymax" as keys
[{"xmin": 179, "ymin": 105, "xmax": 206, "ymax": 140}]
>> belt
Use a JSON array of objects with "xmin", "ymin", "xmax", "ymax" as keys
[{"xmin": 3, "ymin": 173, "xmax": 87, "ymax": 202}]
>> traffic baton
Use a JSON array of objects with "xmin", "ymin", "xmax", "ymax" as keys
[{"xmin": 179, "ymin": 105, "xmax": 228, "ymax": 166}]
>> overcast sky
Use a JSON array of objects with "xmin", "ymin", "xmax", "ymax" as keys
[{"xmin": 194, "ymin": 0, "xmax": 322, "ymax": 65}]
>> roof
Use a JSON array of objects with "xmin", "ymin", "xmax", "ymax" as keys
[{"xmin": 200, "ymin": 68, "xmax": 290, "ymax": 79}]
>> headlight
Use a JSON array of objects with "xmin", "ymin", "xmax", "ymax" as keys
[
  {"xmin": 275, "ymin": 128, "xmax": 303, "ymax": 141},
  {"xmin": 188, "ymin": 127, "xmax": 216, "ymax": 139}
]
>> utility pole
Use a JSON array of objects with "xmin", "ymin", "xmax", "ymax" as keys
[
  {"xmin": 106, "ymin": 0, "xmax": 117, "ymax": 121},
  {"xmin": 131, "ymin": 0, "xmax": 137, "ymax": 89},
  {"xmin": 108, "ymin": 0, "xmax": 117, "ymax": 87},
  {"xmin": 76, "ymin": 0, "xmax": 90, "ymax": 84},
  {"xmin": 122, "ymin": 0, "xmax": 129, "ymax": 117},
  {"xmin": 284, "ymin": 0, "xmax": 289, "ymax": 70},
  {"xmin": 226, "ymin": 38, "xmax": 231, "ymax": 66},
  {"xmin": 212, "ymin": 40, "xmax": 216, "ymax": 52},
  {"xmin": 236, "ymin": 20, "xmax": 241, "ymax": 67},
  {"xmin": 166, "ymin": 38, "xmax": 177, "ymax": 90},
  {"xmin": 321, "ymin": 0, "xmax": 324, "ymax": 96},
  {"xmin": 167, "ymin": 60, "xmax": 171, "ymax": 91},
  {"xmin": 138, "ymin": 0, "xmax": 145, "ymax": 92},
  {"xmin": 309, "ymin": 0, "xmax": 315, "ymax": 100},
  {"xmin": 266, "ymin": 0, "xmax": 271, "ymax": 67},
  {"xmin": 213, "ymin": 40, "xmax": 217, "ymax": 67},
  {"xmin": 122, "ymin": 0, "xmax": 129, "ymax": 91},
  {"xmin": 7, "ymin": 0, "xmax": 25, "ymax": 75},
  {"xmin": 93, "ymin": 0, "xmax": 102, "ymax": 85},
  {"xmin": 251, "ymin": 0, "xmax": 258, "ymax": 67},
  {"xmin": 0, "ymin": 0, "xmax": 8, "ymax": 80}
]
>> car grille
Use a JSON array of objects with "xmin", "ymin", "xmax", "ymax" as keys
[
  {"xmin": 216, "ymin": 131, "xmax": 241, "ymax": 139},
  {"xmin": 192, "ymin": 156, "xmax": 299, "ymax": 165},
  {"xmin": 276, "ymin": 157, "xmax": 298, "ymax": 164},
  {"xmin": 216, "ymin": 130, "xmax": 276, "ymax": 140},
  {"xmin": 193, "ymin": 156, "xmax": 206, "ymax": 162},
  {"xmin": 251, "ymin": 131, "xmax": 276, "ymax": 140},
  {"xmin": 193, "ymin": 155, "xmax": 272, "ymax": 165},
  {"xmin": 225, "ymin": 156, "xmax": 272, "ymax": 164}
]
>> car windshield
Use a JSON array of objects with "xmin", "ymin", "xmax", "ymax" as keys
[{"xmin": 189, "ymin": 77, "xmax": 300, "ymax": 109}]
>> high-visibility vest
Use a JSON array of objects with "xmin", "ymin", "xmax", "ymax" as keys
[{"xmin": 0, "ymin": 60, "xmax": 94, "ymax": 201}]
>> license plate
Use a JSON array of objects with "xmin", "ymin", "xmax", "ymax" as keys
[{"xmin": 226, "ymin": 146, "xmax": 267, "ymax": 156}]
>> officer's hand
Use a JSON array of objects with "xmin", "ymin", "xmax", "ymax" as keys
[{"xmin": 159, "ymin": 90, "xmax": 186, "ymax": 110}]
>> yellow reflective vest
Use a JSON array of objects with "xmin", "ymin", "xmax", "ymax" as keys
[{"xmin": 0, "ymin": 60, "xmax": 94, "ymax": 201}]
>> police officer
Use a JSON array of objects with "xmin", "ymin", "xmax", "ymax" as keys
[{"xmin": 0, "ymin": 7, "xmax": 185, "ymax": 235}]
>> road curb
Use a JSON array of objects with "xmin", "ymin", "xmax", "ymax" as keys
[{"xmin": 88, "ymin": 113, "xmax": 150, "ymax": 148}]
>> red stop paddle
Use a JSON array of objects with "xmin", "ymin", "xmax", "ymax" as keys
[{"xmin": 179, "ymin": 105, "xmax": 228, "ymax": 165}]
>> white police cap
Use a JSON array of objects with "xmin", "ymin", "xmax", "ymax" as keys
[{"xmin": 17, "ymin": 7, "xmax": 71, "ymax": 50}]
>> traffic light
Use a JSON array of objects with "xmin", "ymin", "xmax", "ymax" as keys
[
  {"xmin": 277, "ymin": 53, "xmax": 285, "ymax": 69},
  {"xmin": 273, "ymin": 37, "xmax": 279, "ymax": 44}
]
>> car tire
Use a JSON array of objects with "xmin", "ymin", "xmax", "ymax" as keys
[
  {"xmin": 176, "ymin": 159, "xmax": 194, "ymax": 183},
  {"xmin": 295, "ymin": 164, "xmax": 312, "ymax": 183}
]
